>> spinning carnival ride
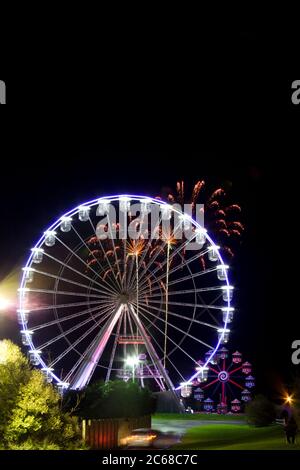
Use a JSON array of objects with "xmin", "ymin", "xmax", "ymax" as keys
[
  {"xmin": 188, "ymin": 350, "xmax": 254, "ymax": 413},
  {"xmin": 18, "ymin": 195, "xmax": 234, "ymax": 406}
]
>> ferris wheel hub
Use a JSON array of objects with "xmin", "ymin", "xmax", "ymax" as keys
[{"xmin": 218, "ymin": 370, "xmax": 229, "ymax": 382}]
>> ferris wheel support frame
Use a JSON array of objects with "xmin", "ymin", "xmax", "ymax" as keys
[
  {"xmin": 70, "ymin": 303, "xmax": 124, "ymax": 389},
  {"xmin": 128, "ymin": 304, "xmax": 184, "ymax": 412}
]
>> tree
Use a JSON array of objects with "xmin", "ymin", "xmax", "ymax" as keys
[
  {"xmin": 0, "ymin": 339, "xmax": 84, "ymax": 449},
  {"xmin": 0, "ymin": 339, "xmax": 31, "ymax": 438},
  {"xmin": 245, "ymin": 394, "xmax": 277, "ymax": 426},
  {"xmin": 73, "ymin": 380, "xmax": 156, "ymax": 419}
]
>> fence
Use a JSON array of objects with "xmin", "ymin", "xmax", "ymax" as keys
[{"xmin": 81, "ymin": 415, "xmax": 151, "ymax": 449}]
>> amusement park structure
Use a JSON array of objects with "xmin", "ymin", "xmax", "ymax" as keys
[
  {"xmin": 18, "ymin": 195, "xmax": 235, "ymax": 408},
  {"xmin": 181, "ymin": 349, "xmax": 254, "ymax": 413}
]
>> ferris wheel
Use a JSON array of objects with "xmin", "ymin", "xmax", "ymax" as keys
[
  {"xmin": 190, "ymin": 349, "xmax": 255, "ymax": 413},
  {"xmin": 18, "ymin": 195, "xmax": 234, "ymax": 406}
]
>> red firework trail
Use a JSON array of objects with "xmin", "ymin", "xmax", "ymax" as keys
[{"xmin": 161, "ymin": 180, "xmax": 244, "ymax": 260}]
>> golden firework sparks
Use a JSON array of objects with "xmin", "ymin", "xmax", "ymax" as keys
[{"xmin": 126, "ymin": 239, "xmax": 146, "ymax": 257}]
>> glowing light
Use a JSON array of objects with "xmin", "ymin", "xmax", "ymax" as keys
[
  {"xmin": 57, "ymin": 382, "xmax": 70, "ymax": 391},
  {"xmin": 180, "ymin": 382, "xmax": 192, "ymax": 397},
  {"xmin": 216, "ymin": 264, "xmax": 229, "ymax": 281},
  {"xmin": 195, "ymin": 227, "xmax": 207, "ymax": 246},
  {"xmin": 31, "ymin": 247, "xmax": 44, "ymax": 263},
  {"xmin": 78, "ymin": 206, "xmax": 90, "ymax": 222},
  {"xmin": 119, "ymin": 196, "xmax": 131, "ymax": 212},
  {"xmin": 125, "ymin": 356, "xmax": 140, "ymax": 367},
  {"xmin": 22, "ymin": 267, "xmax": 34, "ymax": 282},
  {"xmin": 0, "ymin": 297, "xmax": 12, "ymax": 311},
  {"xmin": 160, "ymin": 204, "xmax": 172, "ymax": 220},
  {"xmin": 60, "ymin": 216, "xmax": 72, "ymax": 232},
  {"xmin": 222, "ymin": 307, "xmax": 234, "ymax": 323},
  {"xmin": 284, "ymin": 394, "xmax": 293, "ymax": 405},
  {"xmin": 217, "ymin": 328, "xmax": 230, "ymax": 344},
  {"xmin": 140, "ymin": 198, "xmax": 152, "ymax": 214},
  {"xmin": 18, "ymin": 287, "xmax": 30, "ymax": 299},
  {"xmin": 96, "ymin": 199, "xmax": 111, "ymax": 216},
  {"xmin": 17, "ymin": 309, "xmax": 30, "ymax": 324},
  {"xmin": 208, "ymin": 245, "xmax": 220, "ymax": 262},
  {"xmin": 44, "ymin": 230, "xmax": 57, "ymax": 247},
  {"xmin": 179, "ymin": 213, "xmax": 192, "ymax": 230}
]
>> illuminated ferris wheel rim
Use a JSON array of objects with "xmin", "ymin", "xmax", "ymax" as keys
[{"xmin": 18, "ymin": 194, "xmax": 233, "ymax": 390}]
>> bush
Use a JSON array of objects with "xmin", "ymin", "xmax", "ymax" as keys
[
  {"xmin": 245, "ymin": 394, "xmax": 277, "ymax": 426},
  {"xmin": 70, "ymin": 380, "xmax": 156, "ymax": 419},
  {"xmin": 0, "ymin": 339, "xmax": 85, "ymax": 450}
]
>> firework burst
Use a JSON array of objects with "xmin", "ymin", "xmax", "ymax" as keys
[{"xmin": 165, "ymin": 180, "xmax": 243, "ymax": 261}]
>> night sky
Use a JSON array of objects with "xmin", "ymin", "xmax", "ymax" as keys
[{"xmin": 0, "ymin": 30, "xmax": 299, "ymax": 400}]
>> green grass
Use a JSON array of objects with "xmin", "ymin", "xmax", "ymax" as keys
[
  {"xmin": 153, "ymin": 412, "xmax": 246, "ymax": 421},
  {"xmin": 172, "ymin": 423, "xmax": 300, "ymax": 450}
]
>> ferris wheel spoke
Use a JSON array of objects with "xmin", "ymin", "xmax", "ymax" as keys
[
  {"xmin": 228, "ymin": 365, "xmax": 243, "ymax": 375},
  {"xmin": 43, "ymin": 251, "xmax": 117, "ymax": 297},
  {"xmin": 31, "ymin": 268, "xmax": 111, "ymax": 297},
  {"xmin": 69, "ymin": 304, "xmax": 124, "ymax": 389},
  {"xmin": 202, "ymin": 377, "xmax": 220, "ymax": 389},
  {"xmin": 147, "ymin": 285, "xmax": 228, "ymax": 299},
  {"xmin": 125, "ymin": 211, "xmax": 148, "ymax": 289},
  {"xmin": 144, "ymin": 364, "xmax": 166, "ymax": 391},
  {"xmin": 141, "ymin": 323, "xmax": 186, "ymax": 383},
  {"xmin": 194, "ymin": 291, "xmax": 223, "ymax": 322},
  {"xmin": 128, "ymin": 304, "xmax": 181, "ymax": 408},
  {"xmin": 31, "ymin": 304, "xmax": 110, "ymax": 331},
  {"xmin": 131, "ymin": 302, "xmax": 201, "ymax": 364},
  {"xmin": 137, "ymin": 244, "xmax": 199, "ymax": 303},
  {"xmin": 138, "ymin": 300, "xmax": 220, "ymax": 330},
  {"xmin": 207, "ymin": 365, "xmax": 220, "ymax": 375},
  {"xmin": 136, "ymin": 220, "xmax": 183, "ymax": 288},
  {"xmin": 139, "ymin": 256, "xmax": 215, "ymax": 295},
  {"xmin": 63, "ymin": 309, "xmax": 118, "ymax": 383},
  {"xmin": 147, "ymin": 299, "xmax": 225, "ymax": 311},
  {"xmin": 133, "ymin": 300, "xmax": 213, "ymax": 349},
  {"xmin": 64, "ymin": 313, "xmax": 115, "ymax": 383},
  {"xmin": 55, "ymin": 234, "xmax": 119, "ymax": 295},
  {"xmin": 28, "ymin": 299, "xmax": 112, "ymax": 313},
  {"xmin": 106, "ymin": 218, "xmax": 123, "ymax": 291},
  {"xmin": 126, "ymin": 306, "xmax": 139, "ymax": 356},
  {"xmin": 24, "ymin": 287, "xmax": 112, "ymax": 300},
  {"xmin": 126, "ymin": 255, "xmax": 135, "ymax": 291},
  {"xmin": 71, "ymin": 223, "xmax": 112, "ymax": 279},
  {"xmin": 137, "ymin": 225, "xmax": 202, "ymax": 290},
  {"xmin": 87, "ymin": 217, "xmax": 123, "ymax": 292},
  {"xmin": 127, "ymin": 212, "xmax": 163, "ymax": 289},
  {"xmin": 37, "ymin": 304, "xmax": 114, "ymax": 350},
  {"xmin": 49, "ymin": 307, "xmax": 115, "ymax": 368},
  {"xmin": 123, "ymin": 239, "xmax": 127, "ymax": 288},
  {"xmin": 130, "ymin": 265, "xmax": 164, "ymax": 301},
  {"xmin": 105, "ymin": 315, "xmax": 123, "ymax": 383},
  {"xmin": 228, "ymin": 378, "xmax": 244, "ymax": 390}
]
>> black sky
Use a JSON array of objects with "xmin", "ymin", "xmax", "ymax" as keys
[{"xmin": 0, "ymin": 29, "xmax": 299, "ymax": 398}]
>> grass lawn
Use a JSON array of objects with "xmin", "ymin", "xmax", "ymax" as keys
[
  {"xmin": 172, "ymin": 423, "xmax": 300, "ymax": 450},
  {"xmin": 153, "ymin": 412, "xmax": 246, "ymax": 421}
]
